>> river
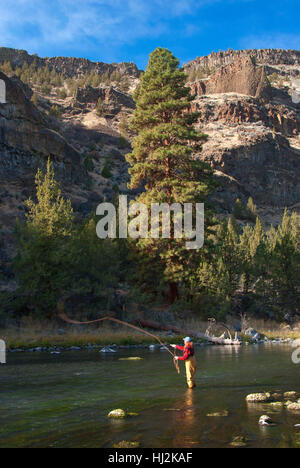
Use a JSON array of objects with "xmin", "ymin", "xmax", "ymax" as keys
[{"xmin": 0, "ymin": 343, "xmax": 300, "ymax": 448}]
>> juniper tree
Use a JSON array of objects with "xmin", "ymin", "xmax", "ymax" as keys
[
  {"xmin": 13, "ymin": 160, "xmax": 121, "ymax": 317},
  {"xmin": 96, "ymin": 97, "xmax": 104, "ymax": 117},
  {"xmin": 246, "ymin": 197, "xmax": 257, "ymax": 222},
  {"xmin": 268, "ymin": 210, "xmax": 300, "ymax": 316},
  {"xmin": 13, "ymin": 159, "xmax": 74, "ymax": 316},
  {"xmin": 214, "ymin": 217, "xmax": 241, "ymax": 301},
  {"xmin": 126, "ymin": 48, "xmax": 216, "ymax": 301}
]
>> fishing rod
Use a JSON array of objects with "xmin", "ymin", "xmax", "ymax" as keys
[{"xmin": 58, "ymin": 312, "xmax": 180, "ymax": 374}]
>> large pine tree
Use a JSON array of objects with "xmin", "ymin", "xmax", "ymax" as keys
[{"xmin": 126, "ymin": 48, "xmax": 216, "ymax": 302}]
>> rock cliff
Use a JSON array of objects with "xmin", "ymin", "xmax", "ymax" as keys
[
  {"xmin": 185, "ymin": 48, "xmax": 300, "ymax": 73},
  {"xmin": 189, "ymin": 56, "xmax": 271, "ymax": 98},
  {"xmin": 0, "ymin": 47, "xmax": 299, "ymax": 238},
  {"xmin": 184, "ymin": 50, "xmax": 300, "ymax": 221},
  {"xmin": 0, "ymin": 71, "xmax": 84, "ymax": 183},
  {"xmin": 0, "ymin": 47, "xmax": 141, "ymax": 79}
]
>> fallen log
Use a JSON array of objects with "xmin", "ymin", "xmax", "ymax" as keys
[
  {"xmin": 130, "ymin": 319, "xmax": 242, "ymax": 346},
  {"xmin": 57, "ymin": 296, "xmax": 241, "ymax": 346}
]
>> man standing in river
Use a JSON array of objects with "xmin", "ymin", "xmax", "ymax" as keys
[{"xmin": 171, "ymin": 338, "xmax": 197, "ymax": 389}]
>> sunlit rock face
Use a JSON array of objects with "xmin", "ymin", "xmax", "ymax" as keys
[{"xmin": 0, "ymin": 79, "xmax": 6, "ymax": 104}]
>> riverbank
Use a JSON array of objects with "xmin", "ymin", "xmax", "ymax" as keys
[
  {"xmin": 0, "ymin": 321, "xmax": 189, "ymax": 352},
  {"xmin": 1, "ymin": 318, "xmax": 299, "ymax": 353}
]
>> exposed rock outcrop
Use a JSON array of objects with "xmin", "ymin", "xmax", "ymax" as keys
[
  {"xmin": 185, "ymin": 48, "xmax": 300, "ymax": 74},
  {"xmin": 0, "ymin": 47, "xmax": 141, "ymax": 79},
  {"xmin": 74, "ymin": 85, "xmax": 135, "ymax": 115},
  {"xmin": 187, "ymin": 49, "xmax": 300, "ymax": 217},
  {"xmin": 198, "ymin": 123, "xmax": 300, "ymax": 208},
  {"xmin": 191, "ymin": 94, "xmax": 298, "ymax": 137},
  {"xmin": 190, "ymin": 56, "xmax": 271, "ymax": 98},
  {"xmin": 0, "ymin": 71, "xmax": 84, "ymax": 184},
  {"xmin": 0, "ymin": 47, "xmax": 299, "ymax": 238}
]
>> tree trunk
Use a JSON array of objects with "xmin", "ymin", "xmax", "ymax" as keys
[
  {"xmin": 131, "ymin": 318, "xmax": 241, "ymax": 345},
  {"xmin": 169, "ymin": 282, "xmax": 179, "ymax": 304}
]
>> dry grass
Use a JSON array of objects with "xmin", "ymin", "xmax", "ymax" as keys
[
  {"xmin": 247, "ymin": 319, "xmax": 300, "ymax": 340},
  {"xmin": 0, "ymin": 318, "xmax": 186, "ymax": 350},
  {"xmin": 1, "ymin": 316, "xmax": 299, "ymax": 350}
]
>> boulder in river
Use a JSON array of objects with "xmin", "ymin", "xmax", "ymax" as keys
[
  {"xmin": 108, "ymin": 409, "xmax": 127, "ymax": 419},
  {"xmin": 259, "ymin": 415, "xmax": 274, "ymax": 426},
  {"xmin": 100, "ymin": 347, "xmax": 116, "ymax": 353},
  {"xmin": 245, "ymin": 328, "xmax": 261, "ymax": 342},
  {"xmin": 246, "ymin": 392, "xmax": 272, "ymax": 403},
  {"xmin": 149, "ymin": 345, "xmax": 157, "ymax": 350},
  {"xmin": 271, "ymin": 392, "xmax": 283, "ymax": 401},
  {"xmin": 284, "ymin": 391, "xmax": 298, "ymax": 399},
  {"xmin": 286, "ymin": 403, "xmax": 300, "ymax": 411}
]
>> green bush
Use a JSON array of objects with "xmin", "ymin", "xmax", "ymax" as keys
[
  {"xmin": 49, "ymin": 105, "xmax": 61, "ymax": 118},
  {"xmin": 40, "ymin": 84, "xmax": 52, "ymax": 95},
  {"xmin": 118, "ymin": 136, "xmax": 130, "ymax": 149},
  {"xmin": 84, "ymin": 156, "xmax": 94, "ymax": 172},
  {"xmin": 57, "ymin": 89, "xmax": 67, "ymax": 99},
  {"xmin": 233, "ymin": 198, "xmax": 244, "ymax": 219},
  {"xmin": 101, "ymin": 162, "xmax": 112, "ymax": 179},
  {"xmin": 96, "ymin": 97, "xmax": 104, "ymax": 117}
]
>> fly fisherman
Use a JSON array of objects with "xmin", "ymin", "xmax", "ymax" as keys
[{"xmin": 171, "ymin": 337, "xmax": 196, "ymax": 389}]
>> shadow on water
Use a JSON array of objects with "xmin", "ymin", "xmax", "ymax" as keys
[{"xmin": 0, "ymin": 344, "xmax": 300, "ymax": 448}]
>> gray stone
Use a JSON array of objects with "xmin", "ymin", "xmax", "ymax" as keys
[
  {"xmin": 286, "ymin": 403, "xmax": 300, "ymax": 411},
  {"xmin": 100, "ymin": 346, "xmax": 116, "ymax": 353},
  {"xmin": 245, "ymin": 328, "xmax": 262, "ymax": 341},
  {"xmin": 259, "ymin": 415, "xmax": 274, "ymax": 426},
  {"xmin": 246, "ymin": 392, "xmax": 272, "ymax": 403},
  {"xmin": 108, "ymin": 409, "xmax": 127, "ymax": 419}
]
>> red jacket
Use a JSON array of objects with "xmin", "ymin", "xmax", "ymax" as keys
[{"xmin": 176, "ymin": 344, "xmax": 194, "ymax": 361}]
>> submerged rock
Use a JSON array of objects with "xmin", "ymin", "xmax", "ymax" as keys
[
  {"xmin": 230, "ymin": 436, "xmax": 247, "ymax": 447},
  {"xmin": 108, "ymin": 409, "xmax": 127, "ymax": 419},
  {"xmin": 207, "ymin": 410, "xmax": 229, "ymax": 417},
  {"xmin": 113, "ymin": 440, "xmax": 140, "ymax": 448},
  {"xmin": 119, "ymin": 357, "xmax": 143, "ymax": 361},
  {"xmin": 259, "ymin": 415, "xmax": 274, "ymax": 426},
  {"xmin": 246, "ymin": 392, "xmax": 272, "ymax": 403}
]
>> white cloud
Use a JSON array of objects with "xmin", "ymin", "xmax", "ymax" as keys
[{"xmin": 0, "ymin": 0, "xmax": 207, "ymax": 53}]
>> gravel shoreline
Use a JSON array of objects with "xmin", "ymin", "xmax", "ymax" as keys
[{"xmin": 7, "ymin": 337, "xmax": 296, "ymax": 354}]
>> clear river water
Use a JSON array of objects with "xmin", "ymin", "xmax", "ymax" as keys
[{"xmin": 0, "ymin": 343, "xmax": 300, "ymax": 448}]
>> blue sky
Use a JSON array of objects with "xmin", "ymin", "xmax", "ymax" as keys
[{"xmin": 0, "ymin": 0, "xmax": 299, "ymax": 68}]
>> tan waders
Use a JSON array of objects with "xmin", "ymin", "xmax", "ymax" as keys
[{"xmin": 185, "ymin": 355, "xmax": 196, "ymax": 388}]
